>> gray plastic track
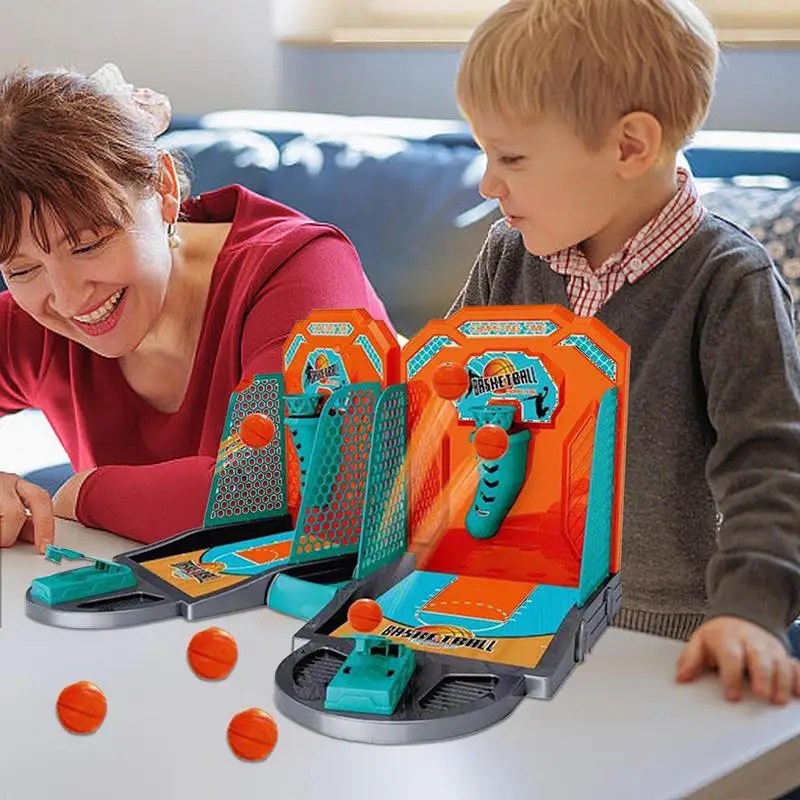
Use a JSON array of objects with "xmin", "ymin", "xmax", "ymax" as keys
[{"xmin": 274, "ymin": 561, "xmax": 621, "ymax": 743}]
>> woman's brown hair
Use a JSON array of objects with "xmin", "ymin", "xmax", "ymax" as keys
[{"xmin": 0, "ymin": 67, "xmax": 190, "ymax": 263}]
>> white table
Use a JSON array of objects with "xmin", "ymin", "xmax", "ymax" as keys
[{"xmin": 1, "ymin": 521, "xmax": 799, "ymax": 800}]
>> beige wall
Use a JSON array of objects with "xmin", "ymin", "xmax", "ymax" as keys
[
  {"xmin": 1, "ymin": 1, "xmax": 798, "ymax": 132},
  {"xmin": 0, "ymin": 0, "xmax": 279, "ymax": 114}
]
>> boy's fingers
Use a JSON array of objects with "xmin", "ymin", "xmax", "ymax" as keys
[
  {"xmin": 770, "ymin": 658, "xmax": 793, "ymax": 706},
  {"xmin": 745, "ymin": 646, "xmax": 773, "ymax": 701},
  {"xmin": 676, "ymin": 636, "xmax": 705, "ymax": 681},
  {"xmin": 717, "ymin": 641, "xmax": 745, "ymax": 701},
  {"xmin": 15, "ymin": 480, "xmax": 55, "ymax": 553},
  {"xmin": 793, "ymin": 661, "xmax": 800, "ymax": 697}
]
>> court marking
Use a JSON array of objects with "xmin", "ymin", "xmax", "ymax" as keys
[
  {"xmin": 376, "ymin": 570, "xmax": 579, "ymax": 637},
  {"xmin": 198, "ymin": 531, "xmax": 296, "ymax": 576}
]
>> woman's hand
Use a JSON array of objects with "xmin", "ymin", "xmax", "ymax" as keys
[
  {"xmin": 0, "ymin": 471, "xmax": 55, "ymax": 553},
  {"xmin": 52, "ymin": 469, "xmax": 95, "ymax": 522}
]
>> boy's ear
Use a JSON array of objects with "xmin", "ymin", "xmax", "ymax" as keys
[{"xmin": 613, "ymin": 111, "xmax": 663, "ymax": 178}]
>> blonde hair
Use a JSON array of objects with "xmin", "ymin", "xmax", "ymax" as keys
[{"xmin": 456, "ymin": 0, "xmax": 719, "ymax": 152}]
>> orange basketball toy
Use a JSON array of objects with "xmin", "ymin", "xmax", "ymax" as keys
[
  {"xmin": 56, "ymin": 681, "xmax": 107, "ymax": 734},
  {"xmin": 187, "ymin": 626, "xmax": 239, "ymax": 680},
  {"xmin": 227, "ymin": 708, "xmax": 278, "ymax": 761},
  {"xmin": 347, "ymin": 598, "xmax": 383, "ymax": 632},
  {"xmin": 239, "ymin": 413, "xmax": 275, "ymax": 449},
  {"xmin": 473, "ymin": 424, "xmax": 510, "ymax": 460},
  {"xmin": 432, "ymin": 362, "xmax": 470, "ymax": 401}
]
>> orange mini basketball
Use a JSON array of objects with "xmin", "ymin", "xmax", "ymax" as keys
[
  {"xmin": 473, "ymin": 424, "xmax": 509, "ymax": 461},
  {"xmin": 239, "ymin": 413, "xmax": 275, "ymax": 449},
  {"xmin": 227, "ymin": 708, "xmax": 278, "ymax": 761},
  {"xmin": 56, "ymin": 681, "xmax": 107, "ymax": 734},
  {"xmin": 432, "ymin": 362, "xmax": 469, "ymax": 401},
  {"xmin": 347, "ymin": 598, "xmax": 383, "ymax": 632},
  {"xmin": 187, "ymin": 626, "xmax": 239, "ymax": 680}
]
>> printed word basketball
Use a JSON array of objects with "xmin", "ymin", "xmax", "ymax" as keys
[
  {"xmin": 187, "ymin": 626, "xmax": 239, "ymax": 680},
  {"xmin": 239, "ymin": 413, "xmax": 275, "ymax": 449},
  {"xmin": 56, "ymin": 681, "xmax": 107, "ymax": 734},
  {"xmin": 473, "ymin": 424, "xmax": 509, "ymax": 461},
  {"xmin": 347, "ymin": 598, "xmax": 383, "ymax": 632},
  {"xmin": 432, "ymin": 362, "xmax": 470, "ymax": 401},
  {"xmin": 228, "ymin": 708, "xmax": 278, "ymax": 761}
]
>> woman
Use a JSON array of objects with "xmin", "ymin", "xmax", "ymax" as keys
[{"xmin": 0, "ymin": 64, "xmax": 394, "ymax": 550}]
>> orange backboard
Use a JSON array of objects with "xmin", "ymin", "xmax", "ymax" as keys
[{"xmin": 401, "ymin": 305, "xmax": 630, "ymax": 586}]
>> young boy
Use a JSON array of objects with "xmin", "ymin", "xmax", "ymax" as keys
[{"xmin": 450, "ymin": 0, "xmax": 800, "ymax": 705}]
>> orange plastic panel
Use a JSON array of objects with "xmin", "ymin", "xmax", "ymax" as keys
[
  {"xmin": 281, "ymin": 309, "xmax": 401, "ymax": 519},
  {"xmin": 401, "ymin": 305, "xmax": 629, "ymax": 585}
]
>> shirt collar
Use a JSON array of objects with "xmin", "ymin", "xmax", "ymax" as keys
[{"xmin": 542, "ymin": 166, "xmax": 706, "ymax": 282}]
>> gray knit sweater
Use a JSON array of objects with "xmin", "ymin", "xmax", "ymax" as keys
[{"xmin": 448, "ymin": 214, "xmax": 800, "ymax": 642}]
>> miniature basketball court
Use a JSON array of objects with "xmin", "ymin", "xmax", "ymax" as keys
[
  {"xmin": 25, "ymin": 310, "xmax": 402, "ymax": 628},
  {"xmin": 25, "ymin": 305, "xmax": 630, "ymax": 744},
  {"xmin": 274, "ymin": 305, "xmax": 630, "ymax": 742}
]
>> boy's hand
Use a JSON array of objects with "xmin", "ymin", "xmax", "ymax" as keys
[{"xmin": 676, "ymin": 616, "xmax": 800, "ymax": 705}]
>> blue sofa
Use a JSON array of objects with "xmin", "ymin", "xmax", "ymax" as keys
[
  {"xmin": 159, "ymin": 113, "xmax": 800, "ymax": 337},
  {"xmin": 2, "ymin": 112, "xmax": 800, "ymax": 333},
  {"xmin": 159, "ymin": 111, "xmax": 500, "ymax": 335},
  {"xmin": 2, "ymin": 111, "xmax": 800, "ymax": 494}
]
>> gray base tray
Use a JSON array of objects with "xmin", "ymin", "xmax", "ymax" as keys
[
  {"xmin": 24, "ymin": 569, "xmax": 279, "ymax": 629},
  {"xmin": 24, "ymin": 518, "xmax": 356, "ymax": 630},
  {"xmin": 274, "ymin": 558, "xmax": 622, "ymax": 744}
]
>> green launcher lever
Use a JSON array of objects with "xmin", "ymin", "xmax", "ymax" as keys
[{"xmin": 30, "ymin": 546, "xmax": 137, "ymax": 606}]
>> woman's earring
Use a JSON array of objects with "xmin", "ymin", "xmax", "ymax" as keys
[{"xmin": 166, "ymin": 221, "xmax": 181, "ymax": 250}]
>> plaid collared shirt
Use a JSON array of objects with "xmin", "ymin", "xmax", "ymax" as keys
[{"xmin": 542, "ymin": 167, "xmax": 706, "ymax": 317}]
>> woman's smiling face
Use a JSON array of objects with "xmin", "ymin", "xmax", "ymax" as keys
[{"xmin": 2, "ymin": 187, "xmax": 174, "ymax": 358}]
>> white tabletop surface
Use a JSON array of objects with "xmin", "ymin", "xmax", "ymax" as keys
[{"xmin": 1, "ymin": 520, "xmax": 799, "ymax": 800}]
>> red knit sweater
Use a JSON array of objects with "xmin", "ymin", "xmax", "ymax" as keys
[{"xmin": 0, "ymin": 184, "xmax": 393, "ymax": 542}]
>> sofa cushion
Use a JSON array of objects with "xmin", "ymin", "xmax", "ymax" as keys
[
  {"xmin": 160, "ymin": 127, "xmax": 497, "ymax": 335},
  {"xmin": 267, "ymin": 133, "xmax": 497, "ymax": 332},
  {"xmin": 701, "ymin": 180, "xmax": 800, "ymax": 345},
  {"xmin": 161, "ymin": 128, "xmax": 281, "ymax": 199}
]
